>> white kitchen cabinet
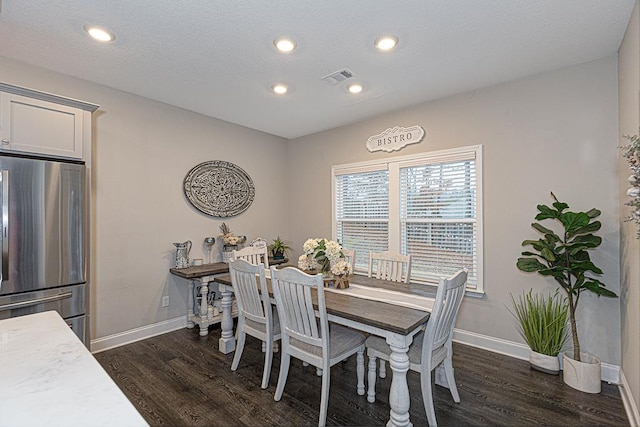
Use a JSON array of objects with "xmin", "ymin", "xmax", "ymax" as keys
[{"xmin": 0, "ymin": 83, "xmax": 98, "ymax": 160}]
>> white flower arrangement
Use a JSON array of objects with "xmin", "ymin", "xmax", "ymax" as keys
[
  {"xmin": 299, "ymin": 238, "xmax": 345, "ymax": 274},
  {"xmin": 219, "ymin": 222, "xmax": 246, "ymax": 246},
  {"xmin": 298, "ymin": 254, "xmax": 317, "ymax": 271},
  {"xmin": 622, "ymin": 132, "xmax": 640, "ymax": 238},
  {"xmin": 331, "ymin": 259, "xmax": 352, "ymax": 276}
]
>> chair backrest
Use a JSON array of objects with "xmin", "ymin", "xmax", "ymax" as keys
[
  {"xmin": 229, "ymin": 259, "xmax": 273, "ymax": 328},
  {"xmin": 422, "ymin": 269, "xmax": 468, "ymax": 362},
  {"xmin": 251, "ymin": 237, "xmax": 268, "ymax": 250},
  {"xmin": 368, "ymin": 250, "xmax": 412, "ymax": 283},
  {"xmin": 342, "ymin": 247, "xmax": 356, "ymax": 273},
  {"xmin": 270, "ymin": 266, "xmax": 329, "ymax": 364},
  {"xmin": 233, "ymin": 245, "xmax": 269, "ymax": 268}
]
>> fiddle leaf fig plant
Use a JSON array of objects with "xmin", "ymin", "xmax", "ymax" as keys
[{"xmin": 516, "ymin": 192, "xmax": 617, "ymax": 362}]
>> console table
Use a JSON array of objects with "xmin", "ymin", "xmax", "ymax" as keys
[{"xmin": 169, "ymin": 259, "xmax": 287, "ymax": 354}]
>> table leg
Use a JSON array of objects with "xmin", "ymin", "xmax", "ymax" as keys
[
  {"xmin": 186, "ymin": 280, "xmax": 194, "ymax": 328},
  {"xmin": 386, "ymin": 337, "xmax": 413, "ymax": 427},
  {"xmin": 219, "ymin": 288, "xmax": 235, "ymax": 353},
  {"xmin": 198, "ymin": 282, "xmax": 209, "ymax": 337}
]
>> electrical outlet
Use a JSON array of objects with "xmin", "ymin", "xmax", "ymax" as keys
[{"xmin": 162, "ymin": 296, "xmax": 169, "ymax": 307}]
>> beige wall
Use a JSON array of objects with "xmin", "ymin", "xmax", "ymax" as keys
[
  {"xmin": 289, "ymin": 57, "xmax": 622, "ymax": 365},
  {"xmin": 618, "ymin": 0, "xmax": 640, "ymax": 418},
  {"xmin": 0, "ymin": 53, "xmax": 625, "ymax": 367},
  {"xmin": 0, "ymin": 56, "xmax": 290, "ymax": 339}
]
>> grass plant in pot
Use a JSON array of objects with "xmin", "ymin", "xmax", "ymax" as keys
[
  {"xmin": 509, "ymin": 289, "xmax": 569, "ymax": 375},
  {"xmin": 516, "ymin": 193, "xmax": 617, "ymax": 393},
  {"xmin": 268, "ymin": 236, "xmax": 292, "ymax": 260}
]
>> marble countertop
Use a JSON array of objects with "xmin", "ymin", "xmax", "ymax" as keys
[{"xmin": 0, "ymin": 311, "xmax": 148, "ymax": 427}]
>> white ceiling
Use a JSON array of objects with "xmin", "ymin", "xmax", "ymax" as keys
[{"xmin": 0, "ymin": 1, "xmax": 635, "ymax": 139}]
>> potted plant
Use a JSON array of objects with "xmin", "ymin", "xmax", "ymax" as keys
[
  {"xmin": 509, "ymin": 289, "xmax": 569, "ymax": 374},
  {"xmin": 268, "ymin": 236, "xmax": 292, "ymax": 260},
  {"xmin": 516, "ymin": 192, "xmax": 617, "ymax": 393}
]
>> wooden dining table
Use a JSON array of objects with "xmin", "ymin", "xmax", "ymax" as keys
[{"xmin": 214, "ymin": 270, "xmax": 433, "ymax": 427}]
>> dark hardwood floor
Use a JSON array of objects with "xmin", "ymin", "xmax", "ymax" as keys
[{"xmin": 95, "ymin": 325, "xmax": 628, "ymax": 427}]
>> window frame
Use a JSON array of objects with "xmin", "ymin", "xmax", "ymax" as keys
[{"xmin": 332, "ymin": 144, "xmax": 484, "ymax": 295}]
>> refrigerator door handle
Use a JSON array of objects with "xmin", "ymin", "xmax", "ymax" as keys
[
  {"xmin": 0, "ymin": 292, "xmax": 73, "ymax": 312},
  {"xmin": 0, "ymin": 169, "xmax": 7, "ymax": 289}
]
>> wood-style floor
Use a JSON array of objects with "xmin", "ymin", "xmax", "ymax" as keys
[{"xmin": 95, "ymin": 325, "xmax": 629, "ymax": 427}]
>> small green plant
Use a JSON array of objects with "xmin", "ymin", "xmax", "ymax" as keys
[
  {"xmin": 509, "ymin": 289, "xmax": 569, "ymax": 357},
  {"xmin": 268, "ymin": 236, "xmax": 292, "ymax": 259},
  {"xmin": 516, "ymin": 192, "xmax": 617, "ymax": 362}
]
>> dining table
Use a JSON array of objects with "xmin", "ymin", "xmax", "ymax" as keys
[{"xmin": 214, "ymin": 270, "xmax": 434, "ymax": 427}]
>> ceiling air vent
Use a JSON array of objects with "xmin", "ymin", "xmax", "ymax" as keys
[{"xmin": 321, "ymin": 68, "xmax": 355, "ymax": 85}]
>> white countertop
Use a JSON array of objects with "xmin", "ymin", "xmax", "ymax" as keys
[{"xmin": 0, "ymin": 311, "xmax": 148, "ymax": 427}]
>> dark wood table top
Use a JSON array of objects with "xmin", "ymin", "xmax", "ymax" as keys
[
  {"xmin": 214, "ymin": 270, "xmax": 431, "ymax": 336},
  {"xmin": 169, "ymin": 258, "xmax": 288, "ymax": 279}
]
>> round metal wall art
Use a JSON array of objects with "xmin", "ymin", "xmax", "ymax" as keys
[{"xmin": 183, "ymin": 160, "xmax": 255, "ymax": 217}]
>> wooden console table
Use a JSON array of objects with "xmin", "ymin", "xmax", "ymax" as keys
[{"xmin": 169, "ymin": 259, "xmax": 287, "ymax": 354}]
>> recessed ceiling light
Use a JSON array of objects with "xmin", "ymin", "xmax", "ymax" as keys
[
  {"xmin": 374, "ymin": 35, "xmax": 398, "ymax": 51},
  {"xmin": 272, "ymin": 84, "xmax": 288, "ymax": 95},
  {"xmin": 274, "ymin": 38, "xmax": 296, "ymax": 53},
  {"xmin": 347, "ymin": 83, "xmax": 364, "ymax": 94},
  {"xmin": 84, "ymin": 25, "xmax": 115, "ymax": 42}
]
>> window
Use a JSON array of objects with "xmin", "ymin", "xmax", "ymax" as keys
[{"xmin": 332, "ymin": 145, "xmax": 483, "ymax": 293}]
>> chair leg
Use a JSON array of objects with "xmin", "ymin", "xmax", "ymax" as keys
[
  {"xmin": 274, "ymin": 352, "xmax": 290, "ymax": 401},
  {"xmin": 261, "ymin": 339, "xmax": 274, "ymax": 389},
  {"xmin": 231, "ymin": 330, "xmax": 246, "ymax": 371},
  {"xmin": 421, "ymin": 370, "xmax": 437, "ymax": 427},
  {"xmin": 318, "ymin": 363, "xmax": 330, "ymax": 427},
  {"xmin": 367, "ymin": 354, "xmax": 377, "ymax": 403},
  {"xmin": 379, "ymin": 359, "xmax": 387, "ymax": 378},
  {"xmin": 443, "ymin": 357, "xmax": 460, "ymax": 402},
  {"xmin": 356, "ymin": 348, "xmax": 365, "ymax": 396}
]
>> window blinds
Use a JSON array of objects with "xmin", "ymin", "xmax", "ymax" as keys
[
  {"xmin": 335, "ymin": 169, "xmax": 389, "ymax": 271},
  {"xmin": 400, "ymin": 159, "xmax": 478, "ymax": 288},
  {"xmin": 333, "ymin": 145, "xmax": 482, "ymax": 291}
]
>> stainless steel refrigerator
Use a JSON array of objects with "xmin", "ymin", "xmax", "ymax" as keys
[{"xmin": 0, "ymin": 153, "xmax": 88, "ymax": 345}]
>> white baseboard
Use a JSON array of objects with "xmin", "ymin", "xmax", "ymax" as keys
[
  {"xmin": 90, "ymin": 315, "xmax": 187, "ymax": 354},
  {"xmin": 620, "ymin": 371, "xmax": 640, "ymax": 427},
  {"xmin": 452, "ymin": 328, "xmax": 621, "ymax": 384}
]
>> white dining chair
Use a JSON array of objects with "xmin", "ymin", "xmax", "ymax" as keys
[
  {"xmin": 233, "ymin": 245, "xmax": 269, "ymax": 268},
  {"xmin": 368, "ymin": 250, "xmax": 412, "ymax": 283},
  {"xmin": 364, "ymin": 269, "xmax": 468, "ymax": 427},
  {"xmin": 270, "ymin": 266, "xmax": 366, "ymax": 427},
  {"xmin": 341, "ymin": 247, "xmax": 356, "ymax": 273},
  {"xmin": 229, "ymin": 259, "xmax": 281, "ymax": 389},
  {"xmin": 368, "ymin": 250, "xmax": 412, "ymax": 378}
]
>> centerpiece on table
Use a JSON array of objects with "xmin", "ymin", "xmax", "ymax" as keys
[{"xmin": 298, "ymin": 238, "xmax": 351, "ymax": 288}]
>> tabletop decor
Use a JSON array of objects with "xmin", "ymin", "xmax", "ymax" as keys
[
  {"xmin": 268, "ymin": 236, "xmax": 292, "ymax": 260},
  {"xmin": 300, "ymin": 238, "xmax": 344, "ymax": 274},
  {"xmin": 331, "ymin": 258, "xmax": 352, "ymax": 289},
  {"xmin": 219, "ymin": 222, "xmax": 246, "ymax": 263},
  {"xmin": 183, "ymin": 160, "xmax": 255, "ymax": 217},
  {"xmin": 621, "ymin": 132, "xmax": 640, "ymax": 237}
]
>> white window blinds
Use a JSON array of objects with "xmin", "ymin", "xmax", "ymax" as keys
[
  {"xmin": 400, "ymin": 158, "xmax": 478, "ymax": 288},
  {"xmin": 332, "ymin": 145, "xmax": 483, "ymax": 292},
  {"xmin": 334, "ymin": 169, "xmax": 389, "ymax": 272}
]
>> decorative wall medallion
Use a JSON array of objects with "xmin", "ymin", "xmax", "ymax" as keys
[
  {"xmin": 183, "ymin": 160, "xmax": 255, "ymax": 217},
  {"xmin": 366, "ymin": 125, "xmax": 425, "ymax": 153}
]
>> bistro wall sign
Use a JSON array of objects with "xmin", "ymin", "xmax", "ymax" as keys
[{"xmin": 366, "ymin": 125, "xmax": 425, "ymax": 153}]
